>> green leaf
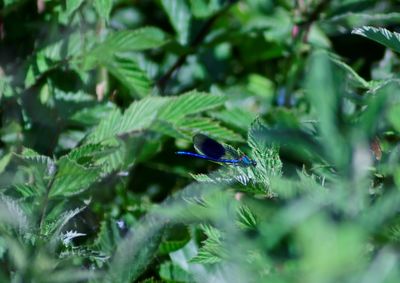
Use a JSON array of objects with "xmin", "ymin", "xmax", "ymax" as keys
[
  {"xmin": 3, "ymin": 0, "xmax": 24, "ymax": 7},
  {"xmin": 189, "ymin": 0, "xmax": 221, "ymax": 18},
  {"xmin": 175, "ymin": 117, "xmax": 244, "ymax": 142},
  {"xmin": 0, "ymin": 76, "xmax": 16, "ymax": 98},
  {"xmin": 67, "ymin": 143, "xmax": 106, "ymax": 164},
  {"xmin": 44, "ymin": 269, "xmax": 98, "ymax": 282},
  {"xmin": 86, "ymin": 97, "xmax": 166, "ymax": 143},
  {"xmin": 49, "ymin": 157, "xmax": 102, "ymax": 198},
  {"xmin": 46, "ymin": 206, "xmax": 86, "ymax": 240},
  {"xmin": 330, "ymin": 55, "xmax": 371, "ymax": 89},
  {"xmin": 87, "ymin": 91, "xmax": 225, "ymax": 143},
  {"xmin": 190, "ymin": 224, "xmax": 225, "ymax": 264},
  {"xmin": 248, "ymin": 119, "xmax": 282, "ymax": 180},
  {"xmin": 359, "ymin": 80, "xmax": 400, "ymax": 137},
  {"xmin": 209, "ymin": 108, "xmax": 256, "ymax": 131},
  {"xmin": 25, "ymin": 32, "xmax": 90, "ymax": 88},
  {"xmin": 25, "ymin": 54, "xmax": 56, "ymax": 88},
  {"xmin": 0, "ymin": 153, "xmax": 12, "ymax": 174},
  {"xmin": 106, "ymin": 222, "xmax": 164, "ymax": 283},
  {"xmin": 0, "ymin": 195, "xmax": 30, "ymax": 232},
  {"xmin": 160, "ymin": 0, "xmax": 191, "ymax": 45},
  {"xmin": 159, "ymin": 238, "xmax": 191, "ymax": 254},
  {"xmin": 388, "ymin": 103, "xmax": 400, "ymax": 132},
  {"xmin": 88, "ymin": 27, "xmax": 167, "ymax": 64},
  {"xmin": 104, "ymin": 53, "xmax": 151, "ymax": 98},
  {"xmin": 93, "ymin": 0, "xmax": 113, "ymax": 23},
  {"xmin": 66, "ymin": 0, "xmax": 84, "ymax": 17},
  {"xmin": 306, "ymin": 51, "xmax": 349, "ymax": 169},
  {"xmin": 237, "ymin": 205, "xmax": 258, "ymax": 230},
  {"xmin": 150, "ymin": 120, "xmax": 187, "ymax": 140},
  {"xmin": 158, "ymin": 90, "xmax": 226, "ymax": 122},
  {"xmin": 93, "ymin": 220, "xmax": 121, "ymax": 256},
  {"xmin": 352, "ymin": 26, "xmax": 400, "ymax": 53},
  {"xmin": 247, "ymin": 74, "xmax": 275, "ymax": 98},
  {"xmin": 14, "ymin": 184, "xmax": 37, "ymax": 198},
  {"xmin": 322, "ymin": 12, "xmax": 400, "ymax": 34},
  {"xmin": 98, "ymin": 139, "xmax": 128, "ymax": 173},
  {"xmin": 13, "ymin": 152, "xmax": 56, "ymax": 196},
  {"xmin": 159, "ymin": 262, "xmax": 194, "ymax": 282},
  {"xmin": 296, "ymin": 217, "xmax": 366, "ymax": 282}
]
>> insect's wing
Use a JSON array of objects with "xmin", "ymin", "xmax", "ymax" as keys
[
  {"xmin": 193, "ymin": 134, "xmax": 226, "ymax": 159},
  {"xmin": 223, "ymin": 144, "xmax": 242, "ymax": 159}
]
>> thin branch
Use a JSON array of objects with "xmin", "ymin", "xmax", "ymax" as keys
[{"xmin": 294, "ymin": 0, "xmax": 332, "ymax": 42}]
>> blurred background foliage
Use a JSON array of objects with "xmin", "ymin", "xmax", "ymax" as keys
[{"xmin": 1, "ymin": 0, "xmax": 400, "ymax": 282}]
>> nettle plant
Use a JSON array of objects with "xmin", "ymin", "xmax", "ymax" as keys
[{"xmin": 1, "ymin": 0, "xmax": 400, "ymax": 282}]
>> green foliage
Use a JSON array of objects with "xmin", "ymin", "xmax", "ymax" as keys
[
  {"xmin": 160, "ymin": 0, "xmax": 191, "ymax": 45},
  {"xmin": 2, "ymin": 1, "xmax": 400, "ymax": 282},
  {"xmin": 352, "ymin": 26, "xmax": 400, "ymax": 53},
  {"xmin": 190, "ymin": 224, "xmax": 225, "ymax": 264}
]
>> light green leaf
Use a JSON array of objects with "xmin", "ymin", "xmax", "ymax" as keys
[
  {"xmin": 306, "ymin": 51, "xmax": 349, "ymax": 168},
  {"xmin": 247, "ymin": 74, "xmax": 275, "ymax": 98},
  {"xmin": 161, "ymin": 0, "xmax": 191, "ymax": 44},
  {"xmin": 150, "ymin": 120, "xmax": 187, "ymax": 140},
  {"xmin": 14, "ymin": 184, "xmax": 37, "ymax": 198},
  {"xmin": 93, "ymin": 219, "xmax": 121, "ymax": 255},
  {"xmin": 93, "ymin": 0, "xmax": 113, "ymax": 23},
  {"xmin": 0, "ymin": 76, "xmax": 16, "ymax": 98},
  {"xmin": 0, "ymin": 195, "xmax": 30, "ymax": 233},
  {"xmin": 237, "ymin": 205, "xmax": 258, "ymax": 230},
  {"xmin": 25, "ymin": 54, "xmax": 57, "ymax": 88},
  {"xmin": 25, "ymin": 32, "xmax": 90, "ymax": 88},
  {"xmin": 330, "ymin": 57, "xmax": 370, "ymax": 89},
  {"xmin": 87, "ymin": 91, "xmax": 226, "ymax": 144},
  {"xmin": 49, "ymin": 157, "xmax": 102, "ymax": 198},
  {"xmin": 322, "ymin": 12, "xmax": 400, "ymax": 34},
  {"xmin": 96, "ymin": 139, "xmax": 126, "ymax": 173},
  {"xmin": 44, "ymin": 269, "xmax": 99, "ymax": 282},
  {"xmin": 388, "ymin": 103, "xmax": 400, "ymax": 132},
  {"xmin": 209, "ymin": 108, "xmax": 256, "ymax": 131},
  {"xmin": 158, "ymin": 90, "xmax": 226, "ymax": 122},
  {"xmin": 66, "ymin": 0, "xmax": 84, "ymax": 17},
  {"xmin": 159, "ymin": 238, "xmax": 191, "ymax": 254},
  {"xmin": 89, "ymin": 27, "xmax": 167, "ymax": 62},
  {"xmin": 175, "ymin": 117, "xmax": 244, "ymax": 142},
  {"xmin": 248, "ymin": 119, "xmax": 282, "ymax": 175},
  {"xmin": 106, "ymin": 221, "xmax": 164, "ymax": 282},
  {"xmin": 190, "ymin": 224, "xmax": 225, "ymax": 264},
  {"xmin": 47, "ymin": 206, "xmax": 86, "ymax": 239},
  {"xmin": 14, "ymin": 152, "xmax": 56, "ymax": 196},
  {"xmin": 159, "ymin": 262, "xmax": 194, "ymax": 282},
  {"xmin": 352, "ymin": 26, "xmax": 400, "ymax": 53},
  {"xmin": 189, "ymin": 0, "xmax": 221, "ymax": 18},
  {"xmin": 86, "ymin": 96, "xmax": 166, "ymax": 143},
  {"xmin": 3, "ymin": 0, "xmax": 23, "ymax": 7},
  {"xmin": 0, "ymin": 153, "xmax": 12, "ymax": 174},
  {"xmin": 104, "ymin": 53, "xmax": 151, "ymax": 97},
  {"xmin": 67, "ymin": 143, "xmax": 105, "ymax": 163}
]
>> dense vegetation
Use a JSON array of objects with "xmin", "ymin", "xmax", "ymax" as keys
[{"xmin": 1, "ymin": 0, "xmax": 400, "ymax": 282}]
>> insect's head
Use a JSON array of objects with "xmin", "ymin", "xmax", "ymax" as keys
[{"xmin": 240, "ymin": 155, "xmax": 257, "ymax": 167}]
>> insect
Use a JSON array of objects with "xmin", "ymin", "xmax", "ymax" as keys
[{"xmin": 176, "ymin": 134, "xmax": 256, "ymax": 167}]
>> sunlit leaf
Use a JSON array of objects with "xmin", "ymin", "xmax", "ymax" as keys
[
  {"xmin": 160, "ymin": 0, "xmax": 191, "ymax": 44},
  {"xmin": 93, "ymin": 0, "xmax": 113, "ymax": 23},
  {"xmin": 352, "ymin": 26, "xmax": 400, "ymax": 53},
  {"xmin": 49, "ymin": 157, "xmax": 102, "ymax": 198}
]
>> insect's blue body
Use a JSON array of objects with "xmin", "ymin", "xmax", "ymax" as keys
[{"xmin": 176, "ymin": 134, "xmax": 256, "ymax": 167}]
